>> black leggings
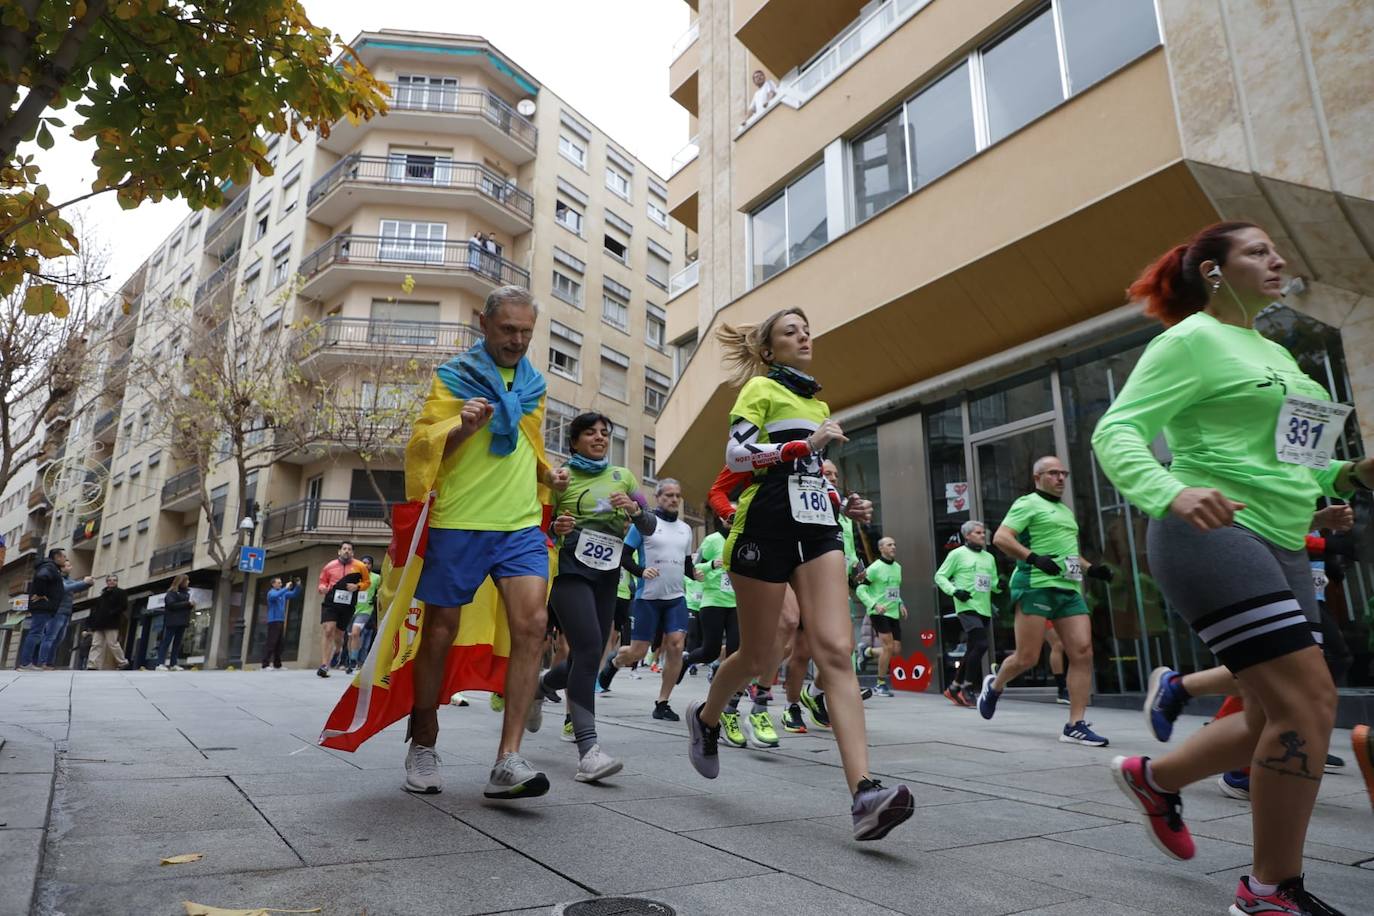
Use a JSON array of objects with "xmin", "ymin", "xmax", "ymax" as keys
[
  {"xmin": 958, "ymin": 612, "xmax": 988, "ymax": 685},
  {"xmin": 686, "ymin": 605, "xmax": 739, "ymax": 666},
  {"xmin": 544, "ymin": 572, "xmax": 618, "ymax": 756}
]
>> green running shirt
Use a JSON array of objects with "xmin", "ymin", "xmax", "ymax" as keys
[
  {"xmin": 685, "ymin": 576, "xmax": 704, "ymax": 612},
  {"xmin": 1091, "ymin": 311, "xmax": 1351, "ymax": 550},
  {"xmin": 1002, "ymin": 492, "xmax": 1082, "ymax": 593},
  {"xmin": 935, "ymin": 545, "xmax": 1001, "ymax": 617},
  {"xmin": 858, "ymin": 559, "xmax": 904, "ymax": 619},
  {"xmin": 695, "ymin": 531, "xmax": 737, "ymax": 609}
]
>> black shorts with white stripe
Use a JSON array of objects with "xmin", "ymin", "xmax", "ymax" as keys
[{"xmin": 1146, "ymin": 515, "xmax": 1319, "ymax": 673}]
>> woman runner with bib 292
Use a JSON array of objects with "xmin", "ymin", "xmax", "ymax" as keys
[
  {"xmin": 684, "ymin": 308, "xmax": 915, "ymax": 841},
  {"xmin": 1092, "ymin": 221, "xmax": 1372, "ymax": 916}
]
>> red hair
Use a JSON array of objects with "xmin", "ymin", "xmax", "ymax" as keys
[{"xmin": 1127, "ymin": 221, "xmax": 1260, "ymax": 326}]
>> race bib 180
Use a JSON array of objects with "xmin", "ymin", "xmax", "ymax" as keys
[
  {"xmin": 788, "ymin": 475, "xmax": 832, "ymax": 525},
  {"xmin": 1275, "ymin": 395, "xmax": 1352, "ymax": 470}
]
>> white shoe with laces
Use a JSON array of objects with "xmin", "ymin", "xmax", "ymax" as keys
[
  {"xmin": 575, "ymin": 744, "xmax": 623, "ymax": 783},
  {"xmin": 403, "ymin": 742, "xmax": 443, "ymax": 794}
]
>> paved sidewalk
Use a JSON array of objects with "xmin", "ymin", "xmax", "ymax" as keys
[{"xmin": 1, "ymin": 667, "xmax": 1370, "ymax": 916}]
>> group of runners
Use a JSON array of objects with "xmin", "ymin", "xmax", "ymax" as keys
[{"xmin": 378, "ymin": 218, "xmax": 1372, "ymax": 914}]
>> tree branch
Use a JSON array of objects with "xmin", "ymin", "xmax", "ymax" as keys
[{"xmin": 0, "ymin": 0, "xmax": 43, "ymax": 120}]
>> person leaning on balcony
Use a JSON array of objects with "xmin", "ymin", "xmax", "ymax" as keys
[
  {"xmin": 742, "ymin": 69, "xmax": 777, "ymax": 126},
  {"xmin": 86, "ymin": 575, "xmax": 129, "ymax": 671},
  {"xmin": 156, "ymin": 575, "xmax": 193, "ymax": 671}
]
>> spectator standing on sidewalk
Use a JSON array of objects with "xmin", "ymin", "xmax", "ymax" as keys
[
  {"xmin": 156, "ymin": 575, "xmax": 194, "ymax": 671},
  {"xmin": 86, "ymin": 575, "xmax": 129, "ymax": 671},
  {"xmin": 19, "ymin": 548, "xmax": 65, "ymax": 670},
  {"xmin": 262, "ymin": 576, "xmax": 303, "ymax": 670},
  {"xmin": 38, "ymin": 558, "xmax": 93, "ymax": 669}
]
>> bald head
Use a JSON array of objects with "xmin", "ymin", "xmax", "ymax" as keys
[{"xmin": 1032, "ymin": 455, "xmax": 1068, "ymax": 497}]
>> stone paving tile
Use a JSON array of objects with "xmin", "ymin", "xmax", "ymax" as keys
[
  {"xmin": 1045, "ymin": 821, "xmax": 1254, "ymax": 873},
  {"xmin": 643, "ymin": 872, "xmax": 908, "ymax": 915},
  {"xmin": 0, "ymin": 829, "xmax": 42, "ymax": 916},
  {"xmin": 43, "ymin": 825, "xmax": 299, "ymax": 884},
  {"xmin": 1211, "ymin": 856, "xmax": 1374, "ymax": 912},
  {"xmin": 0, "ymin": 773, "xmax": 51, "ymax": 830},
  {"xmin": 0, "ymin": 732, "xmax": 55, "ymax": 775},
  {"xmin": 52, "ymin": 776, "xmax": 266, "ymax": 838}
]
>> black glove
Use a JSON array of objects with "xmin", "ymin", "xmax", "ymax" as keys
[
  {"xmin": 1026, "ymin": 552, "xmax": 1061, "ymax": 576},
  {"xmin": 953, "ymin": 589, "xmax": 973, "ymax": 602},
  {"xmin": 1086, "ymin": 564, "xmax": 1114, "ymax": 583}
]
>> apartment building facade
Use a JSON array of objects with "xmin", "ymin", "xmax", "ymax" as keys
[
  {"xmin": 660, "ymin": 0, "xmax": 1374, "ymax": 704},
  {"xmin": 23, "ymin": 30, "xmax": 682, "ymax": 671}
]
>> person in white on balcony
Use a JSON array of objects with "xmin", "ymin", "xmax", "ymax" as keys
[{"xmin": 742, "ymin": 70, "xmax": 777, "ymax": 126}]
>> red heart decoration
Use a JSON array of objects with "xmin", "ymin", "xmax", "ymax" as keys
[
  {"xmin": 920, "ymin": 629, "xmax": 936, "ymax": 647},
  {"xmin": 889, "ymin": 651, "xmax": 933, "ymax": 692},
  {"xmin": 951, "ymin": 496, "xmax": 966, "ymax": 510},
  {"xmin": 953, "ymin": 483, "xmax": 967, "ymax": 496}
]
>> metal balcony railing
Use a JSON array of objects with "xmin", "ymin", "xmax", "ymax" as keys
[
  {"xmin": 19, "ymin": 531, "xmax": 43, "ymax": 552},
  {"xmin": 298, "ymin": 234, "xmax": 530, "ymax": 288},
  {"xmin": 92, "ymin": 409, "xmax": 117, "ymax": 439},
  {"xmin": 671, "ymin": 20, "xmax": 700, "ymax": 61},
  {"xmin": 669, "ymin": 137, "xmax": 699, "ymax": 176},
  {"xmin": 204, "ymin": 190, "xmax": 249, "ymax": 243},
  {"xmin": 307, "ymin": 154, "xmax": 534, "ymax": 221},
  {"xmin": 668, "ymin": 261, "xmax": 700, "ymax": 298},
  {"xmin": 194, "ymin": 252, "xmax": 239, "ymax": 309},
  {"xmin": 294, "ymin": 316, "xmax": 480, "ymax": 361},
  {"xmin": 261, "ymin": 498, "xmax": 390, "ymax": 543},
  {"xmin": 383, "ymin": 82, "xmax": 538, "ymax": 151},
  {"xmin": 149, "ymin": 538, "xmax": 195, "ymax": 575},
  {"xmin": 161, "ymin": 466, "xmax": 202, "ymax": 504}
]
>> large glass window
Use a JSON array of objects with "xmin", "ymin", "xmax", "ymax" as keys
[
  {"xmin": 968, "ymin": 373, "xmax": 1053, "ymax": 433},
  {"xmin": 851, "ymin": 110, "xmax": 907, "ymax": 222},
  {"xmin": 982, "ymin": 9, "xmax": 1063, "ymax": 143},
  {"xmin": 786, "ymin": 163, "xmax": 827, "ymax": 264},
  {"xmin": 1058, "ymin": 0, "xmax": 1159, "ymax": 94},
  {"xmin": 750, "ymin": 193, "xmax": 787, "ymax": 287},
  {"xmin": 905, "ymin": 63, "xmax": 976, "ymax": 190}
]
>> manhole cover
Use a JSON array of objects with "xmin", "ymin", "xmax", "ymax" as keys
[{"xmin": 555, "ymin": 898, "xmax": 676, "ymax": 916}]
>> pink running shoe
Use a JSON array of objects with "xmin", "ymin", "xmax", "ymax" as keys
[
  {"xmin": 1110, "ymin": 755, "xmax": 1195, "ymax": 860},
  {"xmin": 1230, "ymin": 874, "xmax": 1346, "ymax": 915}
]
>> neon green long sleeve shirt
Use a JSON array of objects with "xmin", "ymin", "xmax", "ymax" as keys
[
  {"xmin": 934, "ymin": 545, "xmax": 1001, "ymax": 617},
  {"xmin": 1091, "ymin": 311, "xmax": 1351, "ymax": 550},
  {"xmin": 857, "ymin": 559, "xmax": 904, "ymax": 618},
  {"xmin": 694, "ymin": 531, "xmax": 736, "ymax": 609}
]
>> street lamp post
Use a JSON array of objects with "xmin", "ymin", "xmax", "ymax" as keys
[{"xmin": 236, "ymin": 505, "xmax": 259, "ymax": 669}]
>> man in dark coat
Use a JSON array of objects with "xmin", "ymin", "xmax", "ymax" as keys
[{"xmin": 87, "ymin": 575, "xmax": 129, "ymax": 670}]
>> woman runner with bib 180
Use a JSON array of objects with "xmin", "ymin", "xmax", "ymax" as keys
[
  {"xmin": 1092, "ymin": 221, "xmax": 1372, "ymax": 916},
  {"xmin": 541, "ymin": 412, "xmax": 654, "ymax": 783},
  {"xmin": 684, "ymin": 307, "xmax": 915, "ymax": 841}
]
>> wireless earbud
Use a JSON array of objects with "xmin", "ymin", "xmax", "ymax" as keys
[{"xmin": 1206, "ymin": 266, "xmax": 1222, "ymax": 280}]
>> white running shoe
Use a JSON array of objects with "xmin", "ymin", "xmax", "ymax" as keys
[
  {"xmin": 575, "ymin": 745, "xmax": 623, "ymax": 783},
  {"xmin": 403, "ymin": 742, "xmax": 443, "ymax": 794},
  {"xmin": 155, "ymin": 664, "xmax": 170, "ymax": 671},
  {"xmin": 525, "ymin": 692, "xmax": 544, "ymax": 734},
  {"xmin": 484, "ymin": 752, "xmax": 550, "ymax": 799}
]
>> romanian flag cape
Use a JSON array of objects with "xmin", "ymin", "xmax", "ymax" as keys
[{"xmin": 319, "ymin": 374, "xmax": 554, "ymax": 751}]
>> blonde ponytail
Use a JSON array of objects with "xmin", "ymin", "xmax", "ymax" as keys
[{"xmin": 715, "ymin": 307, "xmax": 808, "ymax": 388}]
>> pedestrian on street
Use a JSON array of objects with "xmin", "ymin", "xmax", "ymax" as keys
[
  {"xmin": 156, "ymin": 575, "xmax": 193, "ymax": 671},
  {"xmin": 262, "ymin": 576, "xmax": 302, "ymax": 670},
  {"xmin": 19, "ymin": 548, "xmax": 65, "ymax": 670},
  {"xmin": 38, "ymin": 557, "xmax": 94, "ymax": 670},
  {"xmin": 86, "ymin": 575, "xmax": 129, "ymax": 671}
]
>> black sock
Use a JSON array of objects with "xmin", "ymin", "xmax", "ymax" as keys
[{"xmin": 1053, "ymin": 673, "xmax": 1066, "ymax": 691}]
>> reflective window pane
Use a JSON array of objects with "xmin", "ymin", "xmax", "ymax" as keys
[
  {"xmin": 982, "ymin": 10, "xmax": 1063, "ymax": 143},
  {"xmin": 1059, "ymin": 0, "xmax": 1159, "ymax": 94},
  {"xmin": 851, "ymin": 109, "xmax": 908, "ymax": 222},
  {"xmin": 968, "ymin": 372, "xmax": 1053, "ymax": 433},
  {"xmin": 906, "ymin": 62, "xmax": 976, "ymax": 189},
  {"xmin": 786, "ymin": 163, "xmax": 828, "ymax": 264},
  {"xmin": 751, "ymin": 193, "xmax": 787, "ymax": 286}
]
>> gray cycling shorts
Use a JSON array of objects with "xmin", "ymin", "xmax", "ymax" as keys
[{"xmin": 1145, "ymin": 514, "xmax": 1319, "ymax": 673}]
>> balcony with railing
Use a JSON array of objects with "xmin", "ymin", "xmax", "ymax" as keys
[
  {"xmin": 668, "ymin": 137, "xmax": 700, "ymax": 232},
  {"xmin": 734, "ymin": 0, "xmax": 870, "ymax": 79},
  {"xmin": 193, "ymin": 252, "xmax": 239, "ymax": 319},
  {"xmin": 261, "ymin": 499, "xmax": 391, "ymax": 545},
  {"xmin": 670, "ymin": 20, "xmax": 701, "ymax": 116},
  {"xmin": 112, "ymin": 294, "xmax": 142, "ymax": 340},
  {"xmin": 203, "ymin": 190, "xmax": 249, "ymax": 251},
  {"xmin": 92, "ymin": 409, "xmax": 118, "ymax": 444},
  {"xmin": 307, "ymin": 154, "xmax": 534, "ymax": 233},
  {"xmin": 292, "ymin": 316, "xmax": 479, "ymax": 376},
  {"xmin": 320, "ymin": 83, "xmax": 538, "ymax": 163},
  {"xmin": 275, "ymin": 406, "xmax": 413, "ymax": 463},
  {"xmin": 18, "ymin": 531, "xmax": 43, "ymax": 554},
  {"xmin": 26, "ymin": 485, "xmax": 51, "ymax": 515},
  {"xmin": 668, "ymin": 261, "xmax": 699, "ymax": 300},
  {"xmin": 297, "ymin": 234, "xmax": 529, "ymax": 302},
  {"xmin": 103, "ymin": 350, "xmax": 131, "ymax": 390},
  {"xmin": 71, "ymin": 514, "xmax": 100, "ymax": 551},
  {"xmin": 161, "ymin": 466, "xmax": 202, "ymax": 512},
  {"xmin": 149, "ymin": 538, "xmax": 196, "ymax": 575}
]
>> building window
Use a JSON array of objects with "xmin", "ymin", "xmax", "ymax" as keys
[
  {"xmin": 647, "ymin": 201, "xmax": 669, "ymax": 228},
  {"xmin": 610, "ymin": 429, "xmax": 627, "ymax": 467},
  {"xmin": 645, "ymin": 305, "xmax": 666, "ymax": 349},
  {"xmin": 253, "ymin": 198, "xmax": 271, "ymax": 240},
  {"xmin": 601, "ymin": 290, "xmax": 629, "ymax": 331},
  {"xmin": 646, "ymin": 252, "xmax": 669, "ymax": 291},
  {"xmin": 644, "ymin": 368, "xmax": 670, "ymax": 417},
  {"xmin": 379, "ymin": 219, "xmax": 446, "ymax": 263},
  {"xmin": 544, "ymin": 397, "xmax": 578, "ymax": 457},
  {"xmin": 552, "ymin": 270, "xmax": 583, "ymax": 307},
  {"xmin": 137, "ymin": 517, "xmax": 150, "ymax": 533},
  {"xmin": 387, "ymin": 151, "xmax": 452, "ymax": 184},
  {"xmin": 642, "ymin": 437, "xmax": 657, "ymax": 483},
  {"xmin": 280, "ymin": 162, "xmax": 303, "ymax": 219},
  {"xmin": 599, "ymin": 346, "xmax": 629, "ymax": 402},
  {"xmin": 558, "ymin": 133, "xmax": 587, "ymax": 169},
  {"xmin": 118, "ymin": 526, "xmax": 130, "ymax": 541},
  {"xmin": 395, "ymin": 73, "xmax": 458, "ymax": 109},
  {"xmin": 982, "ymin": 8, "xmax": 1063, "ymax": 143},
  {"xmin": 555, "ymin": 199, "xmax": 583, "ymax": 236},
  {"xmin": 1058, "ymin": 0, "xmax": 1159, "ymax": 94},
  {"xmin": 243, "ymin": 260, "xmax": 263, "ymax": 305},
  {"xmin": 605, "ymin": 165, "xmax": 631, "ymax": 200},
  {"xmin": 548, "ymin": 321, "xmax": 582, "ymax": 382},
  {"xmin": 210, "ymin": 484, "xmax": 228, "ymax": 535},
  {"xmin": 905, "ymin": 63, "xmax": 976, "ymax": 191},
  {"xmin": 604, "ymin": 233, "xmax": 628, "ymax": 264},
  {"xmin": 269, "ymin": 238, "xmax": 292, "ymax": 289},
  {"xmin": 750, "ymin": 194, "xmax": 786, "ymax": 286},
  {"xmin": 852, "ymin": 110, "xmax": 908, "ymax": 223}
]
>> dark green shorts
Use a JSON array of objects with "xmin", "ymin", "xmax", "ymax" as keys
[{"xmin": 1013, "ymin": 587, "xmax": 1089, "ymax": 620}]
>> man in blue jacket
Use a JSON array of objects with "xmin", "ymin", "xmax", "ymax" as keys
[{"xmin": 262, "ymin": 576, "xmax": 303, "ymax": 670}]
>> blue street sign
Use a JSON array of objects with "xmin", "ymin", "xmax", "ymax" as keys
[{"xmin": 238, "ymin": 546, "xmax": 266, "ymax": 573}]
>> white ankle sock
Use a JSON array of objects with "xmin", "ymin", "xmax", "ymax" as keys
[{"xmin": 1247, "ymin": 877, "xmax": 1278, "ymax": 897}]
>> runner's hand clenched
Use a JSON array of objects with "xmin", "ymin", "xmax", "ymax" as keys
[
  {"xmin": 843, "ymin": 493, "xmax": 873, "ymax": 524},
  {"xmin": 1169, "ymin": 487, "xmax": 1246, "ymax": 532},
  {"xmin": 546, "ymin": 467, "xmax": 571, "ymax": 492},
  {"xmin": 807, "ymin": 418, "xmax": 848, "ymax": 453},
  {"xmin": 608, "ymin": 492, "xmax": 637, "ymax": 512},
  {"xmin": 460, "ymin": 397, "xmax": 493, "ymax": 434},
  {"xmin": 552, "ymin": 515, "xmax": 575, "ymax": 536}
]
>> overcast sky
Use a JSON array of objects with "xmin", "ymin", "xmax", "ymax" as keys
[{"xmin": 31, "ymin": 0, "xmax": 691, "ymax": 292}]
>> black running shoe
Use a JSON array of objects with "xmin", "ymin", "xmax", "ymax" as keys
[
  {"xmin": 598, "ymin": 660, "xmax": 617, "ymax": 692},
  {"xmin": 652, "ymin": 701, "xmax": 680, "ymax": 721},
  {"xmin": 675, "ymin": 651, "xmax": 691, "ymax": 686},
  {"xmin": 781, "ymin": 703, "xmax": 807, "ymax": 733}
]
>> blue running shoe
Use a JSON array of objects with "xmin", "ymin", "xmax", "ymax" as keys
[
  {"xmin": 1060, "ymin": 720, "xmax": 1109, "ymax": 747},
  {"xmin": 1218, "ymin": 770, "xmax": 1250, "ymax": 801},
  {"xmin": 977, "ymin": 674, "xmax": 1000, "ymax": 720},
  {"xmin": 1144, "ymin": 666, "xmax": 1189, "ymax": 743}
]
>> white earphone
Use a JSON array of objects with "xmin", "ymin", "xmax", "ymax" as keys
[{"xmin": 1206, "ymin": 266, "xmax": 1222, "ymax": 280}]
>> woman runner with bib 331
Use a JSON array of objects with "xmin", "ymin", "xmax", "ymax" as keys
[
  {"xmin": 1092, "ymin": 221, "xmax": 1372, "ymax": 916},
  {"xmin": 684, "ymin": 308, "xmax": 914, "ymax": 841}
]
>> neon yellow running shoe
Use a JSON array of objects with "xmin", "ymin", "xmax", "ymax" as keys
[
  {"xmin": 490, "ymin": 693, "xmax": 505, "ymax": 713},
  {"xmin": 561, "ymin": 718, "xmax": 575, "ymax": 743},
  {"xmin": 720, "ymin": 710, "xmax": 746, "ymax": 748},
  {"xmin": 747, "ymin": 711, "xmax": 780, "ymax": 748}
]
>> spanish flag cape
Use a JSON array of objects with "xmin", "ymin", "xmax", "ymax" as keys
[{"xmin": 319, "ymin": 358, "xmax": 554, "ymax": 752}]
